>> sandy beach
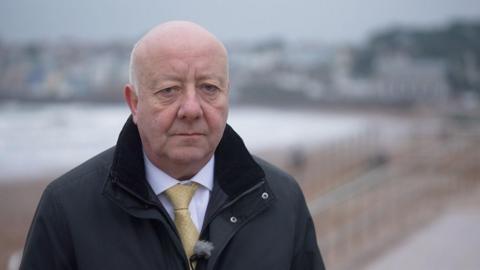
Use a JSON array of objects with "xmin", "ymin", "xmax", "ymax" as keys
[{"xmin": 0, "ymin": 179, "xmax": 49, "ymax": 268}]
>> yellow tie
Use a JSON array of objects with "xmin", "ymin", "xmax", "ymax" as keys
[{"xmin": 165, "ymin": 183, "xmax": 199, "ymax": 262}]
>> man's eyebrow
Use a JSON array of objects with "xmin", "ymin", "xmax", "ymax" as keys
[
  {"xmin": 144, "ymin": 74, "xmax": 183, "ymax": 87},
  {"xmin": 197, "ymin": 74, "xmax": 227, "ymax": 85}
]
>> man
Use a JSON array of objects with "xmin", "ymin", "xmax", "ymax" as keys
[{"xmin": 20, "ymin": 21, "xmax": 325, "ymax": 270}]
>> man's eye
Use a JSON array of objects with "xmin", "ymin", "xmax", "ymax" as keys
[
  {"xmin": 157, "ymin": 87, "xmax": 176, "ymax": 95},
  {"xmin": 200, "ymin": 84, "xmax": 219, "ymax": 93}
]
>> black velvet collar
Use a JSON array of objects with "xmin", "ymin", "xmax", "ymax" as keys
[{"xmin": 108, "ymin": 116, "xmax": 265, "ymax": 202}]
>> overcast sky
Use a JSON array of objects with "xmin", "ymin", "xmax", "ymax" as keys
[{"xmin": 1, "ymin": 0, "xmax": 479, "ymax": 44}]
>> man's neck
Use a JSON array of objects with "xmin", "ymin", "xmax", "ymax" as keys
[{"xmin": 144, "ymin": 151, "xmax": 213, "ymax": 181}]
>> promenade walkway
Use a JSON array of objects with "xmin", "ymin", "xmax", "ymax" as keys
[{"xmin": 364, "ymin": 186, "xmax": 480, "ymax": 270}]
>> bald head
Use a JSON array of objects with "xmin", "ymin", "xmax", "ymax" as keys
[{"xmin": 129, "ymin": 21, "xmax": 228, "ymax": 91}]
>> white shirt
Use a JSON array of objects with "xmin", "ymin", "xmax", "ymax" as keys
[{"xmin": 144, "ymin": 154, "xmax": 214, "ymax": 232}]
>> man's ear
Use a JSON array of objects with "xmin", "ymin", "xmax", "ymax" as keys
[{"xmin": 124, "ymin": 84, "xmax": 139, "ymax": 124}]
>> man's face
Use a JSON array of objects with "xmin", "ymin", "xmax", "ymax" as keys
[{"xmin": 126, "ymin": 41, "xmax": 229, "ymax": 178}]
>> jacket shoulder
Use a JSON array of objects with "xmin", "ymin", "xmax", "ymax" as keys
[
  {"xmin": 253, "ymin": 156, "xmax": 303, "ymax": 199},
  {"xmin": 20, "ymin": 147, "xmax": 116, "ymax": 269},
  {"xmin": 46, "ymin": 147, "xmax": 115, "ymax": 196}
]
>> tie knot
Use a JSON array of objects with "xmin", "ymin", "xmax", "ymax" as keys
[{"xmin": 165, "ymin": 182, "xmax": 199, "ymax": 210}]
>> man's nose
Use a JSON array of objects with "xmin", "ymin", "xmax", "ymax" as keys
[{"xmin": 177, "ymin": 87, "xmax": 203, "ymax": 120}]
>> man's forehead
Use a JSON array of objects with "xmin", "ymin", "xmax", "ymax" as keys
[
  {"xmin": 138, "ymin": 48, "xmax": 228, "ymax": 76},
  {"xmin": 134, "ymin": 21, "xmax": 227, "ymax": 62}
]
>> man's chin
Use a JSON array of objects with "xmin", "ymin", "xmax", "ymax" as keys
[{"xmin": 168, "ymin": 148, "xmax": 212, "ymax": 164}]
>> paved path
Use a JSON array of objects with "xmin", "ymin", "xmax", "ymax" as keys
[{"xmin": 365, "ymin": 196, "xmax": 480, "ymax": 270}]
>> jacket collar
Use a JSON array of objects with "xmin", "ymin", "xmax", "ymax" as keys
[
  {"xmin": 214, "ymin": 122, "xmax": 266, "ymax": 199},
  {"xmin": 107, "ymin": 116, "xmax": 265, "ymax": 203}
]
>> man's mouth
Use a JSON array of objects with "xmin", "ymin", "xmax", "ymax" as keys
[{"xmin": 174, "ymin": 132, "xmax": 204, "ymax": 136}]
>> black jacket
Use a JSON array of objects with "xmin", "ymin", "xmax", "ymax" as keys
[{"xmin": 20, "ymin": 117, "xmax": 325, "ymax": 270}]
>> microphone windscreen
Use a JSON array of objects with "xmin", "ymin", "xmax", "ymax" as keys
[{"xmin": 193, "ymin": 240, "xmax": 214, "ymax": 258}]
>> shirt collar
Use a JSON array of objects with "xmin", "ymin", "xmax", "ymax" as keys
[{"xmin": 144, "ymin": 153, "xmax": 215, "ymax": 196}]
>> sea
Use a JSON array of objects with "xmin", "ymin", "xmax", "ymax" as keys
[{"xmin": 0, "ymin": 102, "xmax": 375, "ymax": 182}]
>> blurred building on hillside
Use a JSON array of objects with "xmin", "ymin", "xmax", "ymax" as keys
[{"xmin": 0, "ymin": 21, "xmax": 478, "ymax": 108}]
